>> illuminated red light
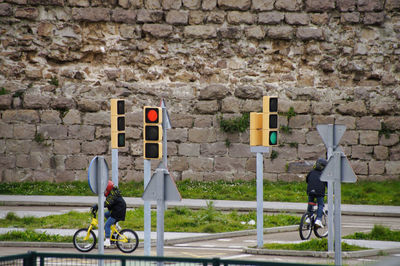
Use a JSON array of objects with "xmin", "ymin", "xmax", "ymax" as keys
[{"xmin": 147, "ymin": 109, "xmax": 158, "ymax": 122}]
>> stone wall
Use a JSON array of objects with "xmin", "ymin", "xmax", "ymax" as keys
[{"xmin": 0, "ymin": 0, "xmax": 399, "ymax": 183}]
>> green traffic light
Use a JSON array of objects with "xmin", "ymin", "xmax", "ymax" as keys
[{"xmin": 269, "ymin": 131, "xmax": 277, "ymax": 145}]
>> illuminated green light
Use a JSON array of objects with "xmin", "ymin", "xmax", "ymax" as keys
[{"xmin": 269, "ymin": 131, "xmax": 277, "ymax": 145}]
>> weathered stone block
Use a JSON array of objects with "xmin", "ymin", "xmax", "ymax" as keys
[
  {"xmin": 162, "ymin": 0, "xmax": 182, "ymax": 9},
  {"xmin": 298, "ymin": 144, "xmax": 325, "ymax": 159},
  {"xmin": 305, "ymin": 0, "xmax": 335, "ymax": 11},
  {"xmin": 137, "ymin": 9, "xmax": 163, "ymax": 22},
  {"xmin": 369, "ymin": 160, "xmax": 385, "ymax": 174},
  {"xmin": 195, "ymin": 100, "xmax": 219, "ymax": 114},
  {"xmin": 13, "ymin": 124, "xmax": 36, "ymax": 139},
  {"xmin": 214, "ymin": 157, "xmax": 245, "ymax": 172},
  {"xmin": 341, "ymin": 12, "xmax": 360, "ymax": 23},
  {"xmin": 28, "ymin": 0, "xmax": 64, "ymax": 5},
  {"xmin": 336, "ymin": 116, "xmax": 356, "ymax": 130},
  {"xmin": 178, "ymin": 143, "xmax": 200, "ymax": 156},
  {"xmin": 379, "ymin": 134, "xmax": 399, "ymax": 146},
  {"xmin": 68, "ymin": 0, "xmax": 90, "ymax": 7},
  {"xmin": 386, "ymin": 0, "xmax": 400, "ymax": 10},
  {"xmin": 23, "ymin": 94, "xmax": 51, "ymax": 109},
  {"xmin": 166, "ymin": 10, "xmax": 189, "ymax": 25},
  {"xmin": 188, "ymin": 128, "xmax": 217, "ymax": 143},
  {"xmin": 264, "ymin": 158, "xmax": 287, "ymax": 173},
  {"xmin": 289, "ymin": 115, "xmax": 312, "ymax": 129},
  {"xmin": 374, "ymin": 146, "xmax": 389, "ymax": 160},
  {"xmin": 143, "ymin": 24, "xmax": 173, "ymax": 37},
  {"xmin": 252, "ymin": 0, "xmax": 274, "ymax": 10},
  {"xmin": 81, "ymin": 140, "xmax": 107, "ymax": 155},
  {"xmin": 83, "ymin": 112, "xmax": 109, "ymax": 126},
  {"xmin": 296, "ymin": 27, "xmax": 324, "ymax": 40},
  {"xmin": 218, "ymin": 26, "xmax": 242, "ymax": 38},
  {"xmin": 72, "ymin": 8, "xmax": 110, "ymax": 22},
  {"xmin": 386, "ymin": 161, "xmax": 400, "ymax": 174},
  {"xmin": 218, "ymin": 0, "xmax": 251, "ymax": 10},
  {"xmin": 336, "ymin": 100, "xmax": 367, "ymax": 116},
  {"xmin": 38, "ymin": 124, "xmax": 68, "ymax": 139},
  {"xmin": 199, "ymin": 84, "xmax": 230, "ymax": 99},
  {"xmin": 200, "ymin": 142, "xmax": 228, "ymax": 156},
  {"xmin": 68, "ymin": 125, "xmax": 95, "ymax": 140},
  {"xmin": 194, "ymin": 116, "xmax": 213, "ymax": 127},
  {"xmin": 234, "ymin": 85, "xmax": 262, "ymax": 99},
  {"xmin": 358, "ymin": 0, "xmax": 383, "ymax": 11},
  {"xmin": 227, "ymin": 11, "xmax": 254, "ymax": 24},
  {"xmin": 351, "ymin": 160, "xmax": 368, "ymax": 175},
  {"xmin": 259, "ymin": 12, "xmax": 284, "ymax": 24},
  {"xmin": 112, "ymin": 9, "xmax": 136, "ymax": 24},
  {"xmin": 351, "ymin": 145, "xmax": 373, "ymax": 160},
  {"xmin": 183, "ymin": 0, "xmax": 201, "ymax": 9},
  {"xmin": 363, "ymin": 12, "xmax": 385, "ymax": 25},
  {"xmin": 202, "ymin": 0, "xmax": 217, "ymax": 10},
  {"xmin": 276, "ymin": 0, "xmax": 303, "ymax": 11},
  {"xmin": 221, "ymin": 97, "xmax": 240, "ymax": 113},
  {"xmin": 65, "ymin": 155, "xmax": 89, "ymax": 170},
  {"xmin": 0, "ymin": 155, "xmax": 16, "ymax": 169},
  {"xmin": 285, "ymin": 13, "xmax": 310, "ymax": 25},
  {"xmin": 337, "ymin": 0, "xmax": 356, "ymax": 11},
  {"xmin": 54, "ymin": 140, "xmax": 81, "ymax": 154},
  {"xmin": 357, "ymin": 116, "xmax": 380, "ymax": 130},
  {"xmin": 184, "ymin": 25, "xmax": 217, "ymax": 38},
  {"xmin": 245, "ymin": 26, "xmax": 265, "ymax": 39},
  {"xmin": 275, "ymin": 146, "xmax": 299, "ymax": 160},
  {"xmin": 145, "ymin": 0, "xmax": 161, "ymax": 9},
  {"xmin": 267, "ymin": 26, "xmax": 294, "ymax": 39},
  {"xmin": 182, "ymin": 170, "xmax": 204, "ymax": 181},
  {"xmin": 228, "ymin": 143, "xmax": 252, "ymax": 158},
  {"xmin": 360, "ymin": 131, "xmax": 379, "ymax": 145},
  {"xmin": 0, "ymin": 95, "xmax": 12, "ymax": 109},
  {"xmin": 188, "ymin": 157, "xmax": 213, "ymax": 171},
  {"xmin": 341, "ymin": 131, "xmax": 359, "ymax": 145},
  {"xmin": 0, "ymin": 3, "xmax": 12, "ymax": 17}
]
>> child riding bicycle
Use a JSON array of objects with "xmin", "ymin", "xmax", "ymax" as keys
[
  {"xmin": 305, "ymin": 158, "xmax": 328, "ymax": 228},
  {"xmin": 92, "ymin": 180, "xmax": 127, "ymax": 247}
]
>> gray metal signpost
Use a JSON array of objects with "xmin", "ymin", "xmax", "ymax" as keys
[
  {"xmin": 142, "ymin": 166, "xmax": 181, "ymax": 264},
  {"xmin": 88, "ymin": 156, "xmax": 109, "ymax": 266},
  {"xmin": 250, "ymin": 146, "xmax": 269, "ymax": 248},
  {"xmin": 318, "ymin": 124, "xmax": 357, "ymax": 266}
]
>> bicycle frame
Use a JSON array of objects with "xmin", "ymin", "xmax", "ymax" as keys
[{"xmin": 84, "ymin": 216, "xmax": 127, "ymax": 243}]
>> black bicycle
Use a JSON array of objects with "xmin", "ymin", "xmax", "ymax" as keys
[{"xmin": 299, "ymin": 201, "xmax": 328, "ymax": 240}]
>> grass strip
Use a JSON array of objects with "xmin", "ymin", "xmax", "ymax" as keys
[
  {"xmin": 344, "ymin": 225, "xmax": 400, "ymax": 242},
  {"xmin": 0, "ymin": 204, "xmax": 300, "ymax": 234},
  {"xmin": 0, "ymin": 229, "xmax": 72, "ymax": 242},
  {"xmin": 263, "ymin": 238, "xmax": 368, "ymax": 252},
  {"xmin": 1, "ymin": 180, "xmax": 399, "ymax": 206}
]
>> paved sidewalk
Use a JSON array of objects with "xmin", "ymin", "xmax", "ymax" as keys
[{"xmin": 1, "ymin": 195, "xmax": 400, "ymax": 217}]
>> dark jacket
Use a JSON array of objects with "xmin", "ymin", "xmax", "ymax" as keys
[
  {"xmin": 105, "ymin": 187, "xmax": 126, "ymax": 221},
  {"xmin": 306, "ymin": 169, "xmax": 327, "ymax": 197}
]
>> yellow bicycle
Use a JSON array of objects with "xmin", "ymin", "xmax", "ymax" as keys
[{"xmin": 73, "ymin": 207, "xmax": 139, "ymax": 253}]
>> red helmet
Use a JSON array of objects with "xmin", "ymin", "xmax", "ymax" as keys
[{"xmin": 104, "ymin": 180, "xmax": 114, "ymax": 196}]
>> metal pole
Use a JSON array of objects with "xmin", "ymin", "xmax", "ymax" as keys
[
  {"xmin": 334, "ymin": 153, "xmax": 342, "ymax": 265},
  {"xmin": 97, "ymin": 158, "xmax": 105, "ymax": 266},
  {"xmin": 162, "ymin": 106, "xmax": 167, "ymax": 168},
  {"xmin": 156, "ymin": 170, "xmax": 165, "ymax": 266},
  {"xmin": 112, "ymin": 149, "xmax": 118, "ymax": 186},
  {"xmin": 144, "ymin": 159, "xmax": 151, "ymax": 256},
  {"xmin": 256, "ymin": 152, "xmax": 263, "ymax": 248},
  {"xmin": 327, "ymin": 146, "xmax": 334, "ymax": 252}
]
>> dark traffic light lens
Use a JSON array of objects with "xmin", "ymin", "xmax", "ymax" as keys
[
  {"xmin": 117, "ymin": 117, "xmax": 125, "ymax": 131},
  {"xmin": 269, "ymin": 114, "xmax": 278, "ymax": 129},
  {"xmin": 118, "ymin": 133, "xmax": 125, "ymax": 147},
  {"xmin": 269, "ymin": 97, "xmax": 278, "ymax": 112},
  {"xmin": 145, "ymin": 143, "xmax": 159, "ymax": 158},
  {"xmin": 145, "ymin": 125, "xmax": 159, "ymax": 141},
  {"xmin": 117, "ymin": 100, "xmax": 125, "ymax": 115}
]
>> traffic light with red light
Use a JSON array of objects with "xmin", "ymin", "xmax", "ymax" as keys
[
  {"xmin": 143, "ymin": 106, "xmax": 163, "ymax": 159},
  {"xmin": 111, "ymin": 99, "xmax": 125, "ymax": 149},
  {"xmin": 262, "ymin": 96, "xmax": 278, "ymax": 146}
]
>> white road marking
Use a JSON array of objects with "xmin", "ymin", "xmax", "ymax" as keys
[{"xmin": 222, "ymin": 254, "xmax": 252, "ymax": 260}]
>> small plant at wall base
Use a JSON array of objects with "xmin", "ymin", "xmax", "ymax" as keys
[
  {"xmin": 34, "ymin": 133, "xmax": 46, "ymax": 144},
  {"xmin": 280, "ymin": 125, "xmax": 292, "ymax": 134},
  {"xmin": 270, "ymin": 150, "xmax": 278, "ymax": 161},
  {"xmin": 281, "ymin": 106, "xmax": 296, "ymax": 120},
  {"xmin": 0, "ymin": 87, "xmax": 9, "ymax": 95},
  {"xmin": 379, "ymin": 122, "xmax": 395, "ymax": 139},
  {"xmin": 218, "ymin": 113, "xmax": 250, "ymax": 133},
  {"xmin": 48, "ymin": 76, "xmax": 59, "ymax": 87}
]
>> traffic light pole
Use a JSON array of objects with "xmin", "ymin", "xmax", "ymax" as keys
[
  {"xmin": 112, "ymin": 149, "xmax": 118, "ymax": 186},
  {"xmin": 143, "ymin": 159, "xmax": 151, "ymax": 256}
]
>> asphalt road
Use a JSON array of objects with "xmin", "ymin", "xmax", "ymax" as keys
[{"xmin": 1, "ymin": 213, "xmax": 400, "ymax": 265}]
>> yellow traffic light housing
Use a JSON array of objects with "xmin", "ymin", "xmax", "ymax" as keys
[
  {"xmin": 111, "ymin": 99, "xmax": 125, "ymax": 149},
  {"xmin": 143, "ymin": 106, "xmax": 163, "ymax": 159}
]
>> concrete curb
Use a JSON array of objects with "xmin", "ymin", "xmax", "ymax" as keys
[{"xmin": 243, "ymin": 247, "xmax": 400, "ymax": 258}]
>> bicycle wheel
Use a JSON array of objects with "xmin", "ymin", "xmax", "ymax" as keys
[
  {"xmin": 314, "ymin": 211, "xmax": 328, "ymax": 238},
  {"xmin": 116, "ymin": 229, "xmax": 139, "ymax": 253},
  {"xmin": 299, "ymin": 212, "xmax": 313, "ymax": 240},
  {"xmin": 73, "ymin": 228, "xmax": 97, "ymax": 252}
]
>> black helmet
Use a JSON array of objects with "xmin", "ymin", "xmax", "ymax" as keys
[{"xmin": 314, "ymin": 158, "xmax": 328, "ymax": 171}]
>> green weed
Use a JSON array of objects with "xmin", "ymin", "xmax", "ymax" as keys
[
  {"xmin": 263, "ymin": 238, "xmax": 367, "ymax": 251},
  {"xmin": 344, "ymin": 225, "xmax": 400, "ymax": 242},
  {"xmin": 218, "ymin": 113, "xmax": 250, "ymax": 133}
]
